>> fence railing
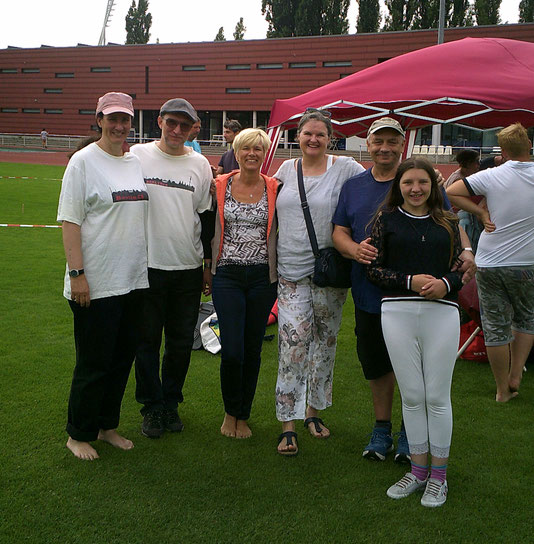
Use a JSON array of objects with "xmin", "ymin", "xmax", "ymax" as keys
[{"xmin": 0, "ymin": 133, "xmax": 511, "ymax": 164}]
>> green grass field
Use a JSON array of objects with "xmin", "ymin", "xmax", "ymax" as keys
[{"xmin": 1, "ymin": 161, "xmax": 533, "ymax": 543}]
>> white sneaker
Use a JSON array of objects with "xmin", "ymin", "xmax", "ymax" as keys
[
  {"xmin": 386, "ymin": 472, "xmax": 427, "ymax": 499},
  {"xmin": 421, "ymin": 478, "xmax": 448, "ymax": 507}
]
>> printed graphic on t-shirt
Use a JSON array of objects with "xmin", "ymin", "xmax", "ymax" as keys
[
  {"xmin": 111, "ymin": 189, "xmax": 149, "ymax": 203},
  {"xmin": 145, "ymin": 177, "xmax": 195, "ymax": 193}
]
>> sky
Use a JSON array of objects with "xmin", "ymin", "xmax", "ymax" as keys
[{"xmin": 0, "ymin": 0, "xmax": 522, "ymax": 50}]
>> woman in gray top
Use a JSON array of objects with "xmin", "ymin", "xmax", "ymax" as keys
[{"xmin": 274, "ymin": 109, "xmax": 365, "ymax": 455}]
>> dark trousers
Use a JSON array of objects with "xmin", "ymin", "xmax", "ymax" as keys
[
  {"xmin": 135, "ymin": 267, "xmax": 202, "ymax": 415},
  {"xmin": 66, "ymin": 290, "xmax": 143, "ymax": 442},
  {"xmin": 212, "ymin": 264, "xmax": 277, "ymax": 420}
]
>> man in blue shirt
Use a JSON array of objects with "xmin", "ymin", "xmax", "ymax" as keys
[
  {"xmin": 333, "ymin": 117, "xmax": 474, "ymax": 463},
  {"xmin": 185, "ymin": 118, "xmax": 202, "ymax": 154}
]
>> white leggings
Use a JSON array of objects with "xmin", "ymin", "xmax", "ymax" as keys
[{"xmin": 381, "ymin": 300, "xmax": 459, "ymax": 458}]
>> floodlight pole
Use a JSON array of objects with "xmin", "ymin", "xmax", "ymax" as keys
[
  {"xmin": 432, "ymin": 0, "xmax": 446, "ymax": 148},
  {"xmin": 98, "ymin": 0, "xmax": 115, "ymax": 46}
]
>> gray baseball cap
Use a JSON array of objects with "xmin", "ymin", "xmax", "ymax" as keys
[
  {"xmin": 367, "ymin": 117, "xmax": 405, "ymax": 138},
  {"xmin": 159, "ymin": 98, "xmax": 197, "ymax": 122}
]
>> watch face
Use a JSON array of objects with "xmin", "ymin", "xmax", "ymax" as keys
[{"xmin": 69, "ymin": 269, "xmax": 81, "ymax": 277}]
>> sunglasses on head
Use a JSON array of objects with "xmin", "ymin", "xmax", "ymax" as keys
[{"xmin": 305, "ymin": 107, "xmax": 332, "ymax": 118}]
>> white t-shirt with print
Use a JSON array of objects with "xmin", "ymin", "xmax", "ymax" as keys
[
  {"xmin": 57, "ymin": 142, "xmax": 149, "ymax": 300},
  {"xmin": 275, "ymin": 155, "xmax": 365, "ymax": 282},
  {"xmin": 130, "ymin": 141, "xmax": 213, "ymax": 270},
  {"xmin": 465, "ymin": 160, "xmax": 534, "ymax": 267}
]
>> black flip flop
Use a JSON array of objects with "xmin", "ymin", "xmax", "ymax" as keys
[
  {"xmin": 278, "ymin": 431, "xmax": 299, "ymax": 456},
  {"xmin": 304, "ymin": 416, "xmax": 329, "ymax": 438}
]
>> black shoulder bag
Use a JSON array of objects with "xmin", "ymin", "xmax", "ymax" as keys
[{"xmin": 296, "ymin": 159, "xmax": 352, "ymax": 288}]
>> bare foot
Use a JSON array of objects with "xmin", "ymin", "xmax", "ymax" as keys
[
  {"xmin": 496, "ymin": 390, "xmax": 519, "ymax": 403},
  {"xmin": 509, "ymin": 374, "xmax": 523, "ymax": 393},
  {"xmin": 220, "ymin": 413, "xmax": 237, "ymax": 438},
  {"xmin": 277, "ymin": 432, "xmax": 298, "ymax": 455},
  {"xmin": 66, "ymin": 437, "xmax": 99, "ymax": 461},
  {"xmin": 97, "ymin": 429, "xmax": 134, "ymax": 450},
  {"xmin": 235, "ymin": 419, "xmax": 252, "ymax": 439}
]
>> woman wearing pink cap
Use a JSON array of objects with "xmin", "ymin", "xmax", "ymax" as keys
[{"xmin": 58, "ymin": 92, "xmax": 149, "ymax": 460}]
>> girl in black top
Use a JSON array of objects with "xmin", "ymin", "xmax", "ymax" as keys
[{"xmin": 367, "ymin": 158, "xmax": 462, "ymax": 508}]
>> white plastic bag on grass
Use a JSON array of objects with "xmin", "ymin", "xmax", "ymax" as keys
[{"xmin": 200, "ymin": 312, "xmax": 221, "ymax": 354}]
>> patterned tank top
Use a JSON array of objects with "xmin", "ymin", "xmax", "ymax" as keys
[{"xmin": 218, "ymin": 177, "xmax": 269, "ymax": 266}]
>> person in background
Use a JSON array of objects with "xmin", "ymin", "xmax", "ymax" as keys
[
  {"xmin": 41, "ymin": 128, "xmax": 48, "ymax": 149},
  {"xmin": 131, "ymin": 98, "xmax": 213, "ymax": 439},
  {"xmin": 443, "ymin": 149, "xmax": 483, "ymax": 253},
  {"xmin": 185, "ymin": 117, "xmax": 202, "ymax": 154},
  {"xmin": 275, "ymin": 109, "xmax": 365, "ymax": 456},
  {"xmin": 211, "ymin": 128, "xmax": 278, "ymax": 439},
  {"xmin": 479, "ymin": 154, "xmax": 505, "ymax": 171},
  {"xmin": 58, "ymin": 92, "xmax": 149, "ymax": 460},
  {"xmin": 216, "ymin": 119, "xmax": 242, "ymax": 175},
  {"xmin": 447, "ymin": 123, "xmax": 534, "ymax": 402},
  {"xmin": 367, "ymin": 157, "xmax": 462, "ymax": 508}
]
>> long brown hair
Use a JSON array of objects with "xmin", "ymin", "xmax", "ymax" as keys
[{"xmin": 373, "ymin": 157, "xmax": 459, "ymax": 265}]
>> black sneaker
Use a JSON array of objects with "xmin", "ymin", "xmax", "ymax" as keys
[
  {"xmin": 141, "ymin": 411, "xmax": 165, "ymax": 439},
  {"xmin": 163, "ymin": 409, "xmax": 184, "ymax": 432}
]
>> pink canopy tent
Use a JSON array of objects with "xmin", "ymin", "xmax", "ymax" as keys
[{"xmin": 262, "ymin": 37, "xmax": 534, "ymax": 172}]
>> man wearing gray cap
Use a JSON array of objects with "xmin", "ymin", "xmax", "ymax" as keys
[
  {"xmin": 130, "ymin": 98, "xmax": 213, "ymax": 438},
  {"xmin": 333, "ymin": 117, "xmax": 475, "ymax": 463}
]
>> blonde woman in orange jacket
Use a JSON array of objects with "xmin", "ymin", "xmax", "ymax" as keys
[{"xmin": 210, "ymin": 128, "xmax": 279, "ymax": 439}]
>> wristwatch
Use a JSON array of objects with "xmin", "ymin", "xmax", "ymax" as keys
[
  {"xmin": 69, "ymin": 268, "xmax": 85, "ymax": 278},
  {"xmin": 462, "ymin": 247, "xmax": 474, "ymax": 253}
]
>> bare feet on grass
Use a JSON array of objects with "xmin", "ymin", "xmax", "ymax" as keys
[
  {"xmin": 66, "ymin": 437, "xmax": 99, "ymax": 461},
  {"xmin": 97, "ymin": 429, "xmax": 134, "ymax": 450},
  {"xmin": 235, "ymin": 419, "xmax": 252, "ymax": 439},
  {"xmin": 495, "ymin": 389, "xmax": 519, "ymax": 403},
  {"xmin": 221, "ymin": 413, "xmax": 237, "ymax": 437},
  {"xmin": 508, "ymin": 373, "xmax": 523, "ymax": 393}
]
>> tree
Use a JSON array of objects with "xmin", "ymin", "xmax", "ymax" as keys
[
  {"xmin": 262, "ymin": 0, "xmax": 349, "ymax": 37},
  {"xmin": 474, "ymin": 0, "xmax": 501, "ymax": 24},
  {"xmin": 357, "ymin": 0, "xmax": 381, "ymax": 33},
  {"xmin": 233, "ymin": 18, "xmax": 246, "ymax": 40},
  {"xmin": 382, "ymin": 0, "xmax": 417, "ymax": 30},
  {"xmin": 321, "ymin": 0, "xmax": 350, "ymax": 34},
  {"xmin": 214, "ymin": 27, "xmax": 226, "ymax": 41},
  {"xmin": 262, "ymin": 0, "xmax": 299, "ymax": 38},
  {"xmin": 519, "ymin": 0, "xmax": 534, "ymax": 22},
  {"xmin": 450, "ymin": 0, "xmax": 474, "ymax": 27},
  {"xmin": 125, "ymin": 0, "xmax": 152, "ymax": 44}
]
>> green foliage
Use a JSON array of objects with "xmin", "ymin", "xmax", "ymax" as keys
[
  {"xmin": 214, "ymin": 26, "xmax": 226, "ymax": 41},
  {"xmin": 382, "ymin": 0, "xmax": 417, "ymax": 31},
  {"xmin": 474, "ymin": 0, "xmax": 502, "ymax": 24},
  {"xmin": 2, "ymin": 161, "xmax": 534, "ymax": 543},
  {"xmin": 125, "ymin": 0, "xmax": 152, "ymax": 44},
  {"xmin": 519, "ymin": 0, "xmax": 534, "ymax": 22},
  {"xmin": 262, "ymin": 0, "xmax": 349, "ymax": 37},
  {"xmin": 357, "ymin": 0, "xmax": 381, "ymax": 33},
  {"xmin": 233, "ymin": 17, "xmax": 246, "ymax": 40},
  {"xmin": 384, "ymin": 0, "xmax": 473, "ymax": 30},
  {"xmin": 450, "ymin": 0, "xmax": 475, "ymax": 26},
  {"xmin": 262, "ymin": 0, "xmax": 299, "ymax": 37}
]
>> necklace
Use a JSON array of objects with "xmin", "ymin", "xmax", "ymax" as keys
[{"xmin": 406, "ymin": 214, "xmax": 431, "ymax": 242}]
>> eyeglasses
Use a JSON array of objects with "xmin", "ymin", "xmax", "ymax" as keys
[
  {"xmin": 305, "ymin": 107, "xmax": 332, "ymax": 118},
  {"xmin": 163, "ymin": 117, "xmax": 193, "ymax": 131}
]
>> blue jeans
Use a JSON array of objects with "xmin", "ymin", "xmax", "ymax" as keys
[
  {"xmin": 135, "ymin": 267, "xmax": 202, "ymax": 415},
  {"xmin": 212, "ymin": 264, "xmax": 277, "ymax": 420}
]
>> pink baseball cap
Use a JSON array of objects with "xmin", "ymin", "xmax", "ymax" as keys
[{"xmin": 96, "ymin": 92, "xmax": 134, "ymax": 116}]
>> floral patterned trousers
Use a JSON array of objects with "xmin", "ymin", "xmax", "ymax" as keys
[{"xmin": 275, "ymin": 276, "xmax": 347, "ymax": 422}]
